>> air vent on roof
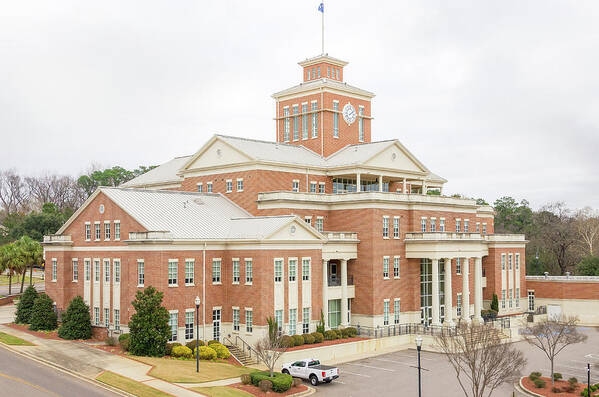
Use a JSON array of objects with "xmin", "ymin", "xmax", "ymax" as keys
[{"xmin": 193, "ymin": 198, "xmax": 205, "ymax": 205}]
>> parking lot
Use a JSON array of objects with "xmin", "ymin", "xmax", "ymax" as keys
[{"xmin": 312, "ymin": 327, "xmax": 599, "ymax": 397}]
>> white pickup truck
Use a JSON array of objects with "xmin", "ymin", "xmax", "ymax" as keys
[{"xmin": 281, "ymin": 358, "xmax": 340, "ymax": 386}]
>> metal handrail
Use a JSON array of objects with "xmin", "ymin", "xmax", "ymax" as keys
[
  {"xmin": 356, "ymin": 320, "xmax": 511, "ymax": 339},
  {"xmin": 225, "ymin": 334, "xmax": 258, "ymax": 361}
]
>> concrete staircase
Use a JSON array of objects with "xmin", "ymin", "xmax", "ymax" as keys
[{"xmin": 226, "ymin": 343, "xmax": 258, "ymax": 366}]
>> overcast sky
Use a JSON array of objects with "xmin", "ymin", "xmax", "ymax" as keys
[{"xmin": 1, "ymin": 1, "xmax": 598, "ymax": 209}]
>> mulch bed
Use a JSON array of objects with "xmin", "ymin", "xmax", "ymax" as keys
[
  {"xmin": 6, "ymin": 323, "xmax": 62, "ymax": 340},
  {"xmin": 284, "ymin": 337, "xmax": 367, "ymax": 351},
  {"xmin": 521, "ymin": 376, "xmax": 591, "ymax": 397},
  {"xmin": 231, "ymin": 382, "xmax": 308, "ymax": 396},
  {"xmin": 93, "ymin": 343, "xmax": 125, "ymax": 355}
]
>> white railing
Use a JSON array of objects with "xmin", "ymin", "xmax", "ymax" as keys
[
  {"xmin": 526, "ymin": 274, "xmax": 599, "ymax": 282},
  {"xmin": 324, "ymin": 231, "xmax": 358, "ymax": 240},
  {"xmin": 128, "ymin": 231, "xmax": 173, "ymax": 240},
  {"xmin": 43, "ymin": 235, "xmax": 72, "ymax": 243},
  {"xmin": 404, "ymin": 232, "xmax": 483, "ymax": 240},
  {"xmin": 484, "ymin": 234, "xmax": 526, "ymax": 242}
]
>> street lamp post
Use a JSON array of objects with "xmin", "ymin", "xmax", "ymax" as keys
[
  {"xmin": 416, "ymin": 336, "xmax": 423, "ymax": 397},
  {"xmin": 588, "ymin": 363, "xmax": 591, "ymax": 397},
  {"xmin": 195, "ymin": 296, "xmax": 201, "ymax": 373}
]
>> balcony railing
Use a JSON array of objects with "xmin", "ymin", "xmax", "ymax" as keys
[
  {"xmin": 128, "ymin": 231, "xmax": 173, "ymax": 240},
  {"xmin": 43, "ymin": 235, "xmax": 72, "ymax": 243},
  {"xmin": 323, "ymin": 231, "xmax": 358, "ymax": 241},
  {"xmin": 404, "ymin": 232, "xmax": 483, "ymax": 241},
  {"xmin": 327, "ymin": 275, "xmax": 354, "ymax": 287}
]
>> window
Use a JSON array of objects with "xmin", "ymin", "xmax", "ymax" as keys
[
  {"xmin": 315, "ymin": 217, "xmax": 323, "ymax": 232},
  {"xmin": 393, "ymin": 217, "xmax": 399, "ymax": 238},
  {"xmin": 318, "ymin": 183, "xmax": 325, "ymax": 194},
  {"xmin": 303, "ymin": 307, "xmax": 310, "ymax": 334},
  {"xmin": 104, "ymin": 308, "xmax": 110, "ymax": 328},
  {"xmin": 185, "ymin": 259, "xmax": 194, "ymax": 284},
  {"xmin": 302, "ymin": 258, "xmax": 310, "ymax": 281},
  {"xmin": 289, "ymin": 308, "xmax": 297, "ymax": 335},
  {"xmin": 292, "ymin": 105, "xmax": 299, "ymax": 141},
  {"xmin": 284, "ymin": 107, "xmax": 290, "ymax": 142},
  {"xmin": 476, "ymin": 222, "xmax": 480, "ymax": 233},
  {"xmin": 52, "ymin": 258, "xmax": 57, "ymax": 281},
  {"xmin": 515, "ymin": 288, "xmax": 520, "ymax": 307},
  {"xmin": 383, "ymin": 257, "xmax": 390, "ymax": 279},
  {"xmin": 311, "ymin": 68, "xmax": 315, "ymax": 79},
  {"xmin": 95, "ymin": 222, "xmax": 101, "ymax": 240},
  {"xmin": 197, "ymin": 183, "xmax": 203, "ymax": 192},
  {"xmin": 508, "ymin": 254, "xmax": 513, "ymax": 270},
  {"xmin": 304, "ymin": 216, "xmax": 311, "ymax": 225},
  {"xmin": 383, "ymin": 301, "xmax": 389, "ymax": 325},
  {"xmin": 383, "ymin": 217, "xmax": 389, "ymax": 237},
  {"xmin": 515, "ymin": 254, "xmax": 520, "ymax": 270},
  {"xmin": 233, "ymin": 308, "xmax": 240, "ymax": 331},
  {"xmin": 292, "ymin": 180, "xmax": 299, "ymax": 192},
  {"xmin": 430, "ymin": 218, "xmax": 436, "ymax": 232},
  {"xmin": 302, "ymin": 103, "xmax": 308, "ymax": 139},
  {"xmin": 456, "ymin": 258, "xmax": 461, "ymax": 275},
  {"xmin": 84, "ymin": 259, "xmax": 91, "ymax": 281},
  {"xmin": 336, "ymin": 68, "xmax": 339, "ymax": 79},
  {"xmin": 440, "ymin": 218, "xmax": 445, "ymax": 232},
  {"xmin": 528, "ymin": 291, "xmax": 535, "ymax": 311},
  {"xmin": 333, "ymin": 101, "xmax": 339, "ymax": 137},
  {"xmin": 421, "ymin": 218, "xmax": 427, "ymax": 232},
  {"xmin": 311, "ymin": 101, "xmax": 318, "ymax": 138},
  {"xmin": 137, "ymin": 260, "xmax": 144, "ymax": 286},
  {"xmin": 104, "ymin": 221, "xmax": 110, "ymax": 240},
  {"xmin": 310, "ymin": 182, "xmax": 317, "ymax": 193},
  {"xmin": 114, "ymin": 221, "xmax": 120, "ymax": 240},
  {"xmin": 114, "ymin": 259, "xmax": 120, "ymax": 283},
  {"xmin": 464, "ymin": 219, "xmax": 469, "ymax": 233},
  {"xmin": 457, "ymin": 294, "xmax": 462, "ymax": 317},
  {"xmin": 509, "ymin": 289, "xmax": 513, "ymax": 308},
  {"xmin": 317, "ymin": 66, "xmax": 320, "ymax": 78},
  {"xmin": 274, "ymin": 259, "xmax": 283, "ymax": 282},
  {"xmin": 246, "ymin": 309, "xmax": 253, "ymax": 333},
  {"xmin": 94, "ymin": 307, "xmax": 100, "ymax": 326},
  {"xmin": 288, "ymin": 259, "xmax": 297, "ymax": 282},
  {"xmin": 185, "ymin": 311, "xmax": 194, "ymax": 339},
  {"xmin": 245, "ymin": 259, "xmax": 253, "ymax": 283},
  {"xmin": 482, "ymin": 223, "xmax": 487, "ymax": 235},
  {"xmin": 72, "ymin": 259, "xmax": 78, "ymax": 281},
  {"xmin": 456, "ymin": 219, "xmax": 461, "ymax": 233},
  {"xmin": 85, "ymin": 223, "xmax": 91, "ymax": 240},
  {"xmin": 232, "ymin": 259, "xmax": 240, "ymax": 283},
  {"xmin": 212, "ymin": 259, "xmax": 221, "ymax": 283},
  {"xmin": 169, "ymin": 312, "xmax": 178, "ymax": 342},
  {"xmin": 501, "ymin": 254, "xmax": 506, "ymax": 270},
  {"xmin": 226, "ymin": 180, "xmax": 232, "ymax": 193},
  {"xmin": 327, "ymin": 66, "xmax": 330, "ymax": 77},
  {"xmin": 393, "ymin": 257, "xmax": 400, "ymax": 278},
  {"xmin": 114, "ymin": 309, "xmax": 120, "ymax": 331},
  {"xmin": 168, "ymin": 259, "xmax": 178, "ymax": 286},
  {"xmin": 275, "ymin": 310, "xmax": 283, "ymax": 332},
  {"xmin": 394, "ymin": 299, "xmax": 400, "ymax": 324},
  {"xmin": 104, "ymin": 259, "xmax": 110, "ymax": 283},
  {"xmin": 207, "ymin": 182, "xmax": 213, "ymax": 193},
  {"xmin": 237, "ymin": 178, "xmax": 243, "ymax": 192},
  {"xmin": 358, "ymin": 106, "xmax": 364, "ymax": 142},
  {"xmin": 94, "ymin": 259, "xmax": 100, "ymax": 282},
  {"xmin": 501, "ymin": 289, "xmax": 506, "ymax": 309}
]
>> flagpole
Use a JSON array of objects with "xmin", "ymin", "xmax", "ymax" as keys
[{"xmin": 321, "ymin": 2, "xmax": 324, "ymax": 54}]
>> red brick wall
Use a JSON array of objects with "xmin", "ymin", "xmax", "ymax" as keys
[
  {"xmin": 302, "ymin": 62, "xmax": 344, "ymax": 82},
  {"xmin": 526, "ymin": 280, "xmax": 599, "ymax": 300}
]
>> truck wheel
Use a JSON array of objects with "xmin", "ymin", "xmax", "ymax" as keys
[
  {"xmin": 282, "ymin": 369, "xmax": 289, "ymax": 375},
  {"xmin": 309, "ymin": 375, "xmax": 319, "ymax": 386}
]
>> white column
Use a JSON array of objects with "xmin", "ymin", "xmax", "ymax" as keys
[
  {"xmin": 322, "ymin": 259, "xmax": 329, "ymax": 330},
  {"xmin": 474, "ymin": 257, "xmax": 483, "ymax": 323},
  {"xmin": 379, "ymin": 175, "xmax": 383, "ymax": 192},
  {"xmin": 422, "ymin": 180, "xmax": 427, "ymax": 194},
  {"xmin": 444, "ymin": 258, "xmax": 454, "ymax": 325},
  {"xmin": 462, "ymin": 258, "xmax": 471, "ymax": 322},
  {"xmin": 340, "ymin": 259, "xmax": 348, "ymax": 327},
  {"xmin": 356, "ymin": 173, "xmax": 361, "ymax": 192},
  {"xmin": 403, "ymin": 178, "xmax": 407, "ymax": 194},
  {"xmin": 431, "ymin": 258, "xmax": 441, "ymax": 326}
]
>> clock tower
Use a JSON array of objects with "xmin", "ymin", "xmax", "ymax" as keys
[{"xmin": 272, "ymin": 54, "xmax": 375, "ymax": 157}]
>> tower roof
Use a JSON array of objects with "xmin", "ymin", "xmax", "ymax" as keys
[{"xmin": 298, "ymin": 54, "xmax": 348, "ymax": 68}]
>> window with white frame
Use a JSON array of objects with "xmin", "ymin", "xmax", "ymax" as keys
[
  {"xmin": 383, "ymin": 216, "xmax": 389, "ymax": 237},
  {"xmin": 168, "ymin": 259, "xmax": 178, "ymax": 286},
  {"xmin": 393, "ymin": 217, "xmax": 399, "ymax": 238},
  {"xmin": 393, "ymin": 257, "xmax": 400, "ymax": 278},
  {"xmin": 515, "ymin": 288, "xmax": 520, "ymax": 307},
  {"xmin": 185, "ymin": 311, "xmax": 194, "ymax": 339},
  {"xmin": 197, "ymin": 183, "xmax": 203, "ymax": 192},
  {"xmin": 358, "ymin": 106, "xmax": 364, "ymax": 142},
  {"xmin": 421, "ymin": 217, "xmax": 427, "ymax": 232},
  {"xmin": 318, "ymin": 182, "xmax": 325, "ymax": 193},
  {"xmin": 333, "ymin": 101, "xmax": 339, "ymax": 137},
  {"xmin": 304, "ymin": 216, "xmax": 311, "ymax": 225},
  {"xmin": 288, "ymin": 308, "xmax": 297, "ymax": 335},
  {"xmin": 114, "ymin": 221, "xmax": 120, "ymax": 240},
  {"xmin": 284, "ymin": 107, "xmax": 290, "ymax": 142},
  {"xmin": 430, "ymin": 218, "xmax": 436, "ymax": 232},
  {"xmin": 292, "ymin": 104, "xmax": 299, "ymax": 141},
  {"xmin": 137, "ymin": 260, "xmax": 144, "ymax": 286},
  {"xmin": 104, "ymin": 221, "xmax": 110, "ymax": 240},
  {"xmin": 508, "ymin": 254, "xmax": 513, "ymax": 270},
  {"xmin": 246, "ymin": 309, "xmax": 253, "ymax": 333},
  {"xmin": 394, "ymin": 299, "xmax": 400, "ymax": 324},
  {"xmin": 169, "ymin": 312, "xmax": 178, "ymax": 341},
  {"xmin": 85, "ymin": 222, "xmax": 91, "ymax": 240},
  {"xmin": 275, "ymin": 310, "xmax": 283, "ymax": 332},
  {"xmin": 528, "ymin": 291, "xmax": 535, "ymax": 311},
  {"xmin": 94, "ymin": 307, "xmax": 100, "ymax": 326},
  {"xmin": 302, "ymin": 103, "xmax": 309, "ymax": 139},
  {"xmin": 440, "ymin": 218, "xmax": 445, "ymax": 232},
  {"xmin": 114, "ymin": 309, "xmax": 120, "ymax": 330},
  {"xmin": 482, "ymin": 223, "xmax": 487, "ymax": 234},
  {"xmin": 383, "ymin": 257, "xmax": 390, "ymax": 279},
  {"xmin": 212, "ymin": 259, "xmax": 221, "ymax": 283},
  {"xmin": 509, "ymin": 289, "xmax": 513, "ymax": 308},
  {"xmin": 72, "ymin": 259, "xmax": 78, "ymax": 281},
  {"xmin": 185, "ymin": 259, "xmax": 194, "ymax": 284},
  {"xmin": 456, "ymin": 258, "xmax": 461, "ymax": 275},
  {"xmin": 232, "ymin": 259, "xmax": 240, "ymax": 283},
  {"xmin": 501, "ymin": 289, "xmax": 506, "ymax": 308},
  {"xmin": 226, "ymin": 180, "xmax": 232, "ymax": 193},
  {"xmin": 114, "ymin": 259, "xmax": 120, "ymax": 283},
  {"xmin": 310, "ymin": 182, "xmax": 317, "ymax": 193},
  {"xmin": 51, "ymin": 258, "xmax": 57, "ymax": 281},
  {"xmin": 456, "ymin": 219, "xmax": 461, "ymax": 233},
  {"xmin": 456, "ymin": 294, "xmax": 462, "ymax": 316},
  {"xmin": 207, "ymin": 182, "xmax": 213, "ymax": 193},
  {"xmin": 245, "ymin": 259, "xmax": 253, "ymax": 283},
  {"xmin": 292, "ymin": 180, "xmax": 299, "ymax": 192},
  {"xmin": 302, "ymin": 258, "xmax": 310, "ymax": 281},
  {"xmin": 237, "ymin": 178, "xmax": 243, "ymax": 192},
  {"xmin": 464, "ymin": 219, "xmax": 469, "ymax": 233},
  {"xmin": 383, "ymin": 300, "xmax": 389, "ymax": 325},
  {"xmin": 501, "ymin": 254, "xmax": 506, "ymax": 270},
  {"xmin": 94, "ymin": 259, "xmax": 100, "ymax": 282},
  {"xmin": 311, "ymin": 101, "xmax": 318, "ymax": 138},
  {"xmin": 95, "ymin": 222, "xmax": 101, "ymax": 240},
  {"xmin": 476, "ymin": 222, "xmax": 480, "ymax": 233},
  {"xmin": 315, "ymin": 217, "xmax": 323, "ymax": 232},
  {"xmin": 302, "ymin": 307, "xmax": 310, "ymax": 334},
  {"xmin": 103, "ymin": 259, "xmax": 110, "ymax": 283},
  {"xmin": 84, "ymin": 259, "xmax": 91, "ymax": 281},
  {"xmin": 233, "ymin": 308, "xmax": 240, "ymax": 331},
  {"xmin": 515, "ymin": 254, "xmax": 520, "ymax": 270},
  {"xmin": 288, "ymin": 259, "xmax": 297, "ymax": 282},
  {"xmin": 104, "ymin": 308, "xmax": 110, "ymax": 328},
  {"xmin": 274, "ymin": 259, "xmax": 283, "ymax": 282}
]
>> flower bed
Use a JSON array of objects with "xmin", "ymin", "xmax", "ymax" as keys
[
  {"xmin": 7, "ymin": 323, "xmax": 61, "ymax": 340},
  {"xmin": 521, "ymin": 376, "xmax": 593, "ymax": 397},
  {"xmin": 284, "ymin": 336, "xmax": 367, "ymax": 351},
  {"xmin": 231, "ymin": 382, "xmax": 308, "ymax": 397}
]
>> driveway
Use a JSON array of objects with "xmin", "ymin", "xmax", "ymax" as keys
[{"xmin": 314, "ymin": 327, "xmax": 599, "ymax": 397}]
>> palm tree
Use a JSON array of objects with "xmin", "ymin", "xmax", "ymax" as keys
[
  {"xmin": 14, "ymin": 237, "xmax": 42, "ymax": 293},
  {"xmin": 0, "ymin": 244, "xmax": 20, "ymax": 295}
]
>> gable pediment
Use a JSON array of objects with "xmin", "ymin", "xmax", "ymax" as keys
[
  {"xmin": 265, "ymin": 218, "xmax": 325, "ymax": 241},
  {"xmin": 363, "ymin": 142, "xmax": 427, "ymax": 173},
  {"xmin": 182, "ymin": 137, "xmax": 254, "ymax": 171}
]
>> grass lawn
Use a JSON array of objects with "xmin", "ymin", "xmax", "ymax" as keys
[
  {"xmin": 0, "ymin": 275, "xmax": 43, "ymax": 286},
  {"xmin": 0, "ymin": 331, "xmax": 34, "ymax": 346},
  {"xmin": 191, "ymin": 386, "xmax": 253, "ymax": 397},
  {"xmin": 133, "ymin": 356, "xmax": 256, "ymax": 383},
  {"xmin": 96, "ymin": 371, "xmax": 172, "ymax": 397}
]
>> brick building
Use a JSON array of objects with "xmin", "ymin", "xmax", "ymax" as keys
[{"xmin": 43, "ymin": 53, "xmax": 529, "ymax": 344}]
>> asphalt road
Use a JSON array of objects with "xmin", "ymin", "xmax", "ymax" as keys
[
  {"xmin": 0, "ymin": 345, "xmax": 122, "ymax": 397},
  {"xmin": 0, "ymin": 280, "xmax": 45, "ymax": 296}
]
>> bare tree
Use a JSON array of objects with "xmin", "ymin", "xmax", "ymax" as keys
[
  {"xmin": 521, "ymin": 316, "xmax": 588, "ymax": 386},
  {"xmin": 26, "ymin": 174, "xmax": 84, "ymax": 212},
  {"xmin": 574, "ymin": 207, "xmax": 599, "ymax": 257},
  {"xmin": 254, "ymin": 334, "xmax": 288, "ymax": 377},
  {"xmin": 0, "ymin": 170, "xmax": 29, "ymax": 215},
  {"xmin": 435, "ymin": 323, "xmax": 527, "ymax": 397},
  {"xmin": 535, "ymin": 202, "xmax": 578, "ymax": 274}
]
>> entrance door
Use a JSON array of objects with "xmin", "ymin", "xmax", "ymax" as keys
[
  {"xmin": 420, "ymin": 259, "xmax": 432, "ymax": 325},
  {"xmin": 212, "ymin": 308, "xmax": 221, "ymax": 341},
  {"xmin": 329, "ymin": 262, "xmax": 338, "ymax": 285},
  {"xmin": 328, "ymin": 299, "xmax": 341, "ymax": 329}
]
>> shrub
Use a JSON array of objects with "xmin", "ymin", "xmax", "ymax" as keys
[
  {"xmin": 340, "ymin": 328, "xmax": 351, "ymax": 338},
  {"xmin": 172, "ymin": 345, "xmax": 193, "ymax": 359},
  {"xmin": 105, "ymin": 336, "xmax": 117, "ymax": 346},
  {"xmin": 241, "ymin": 374, "xmax": 251, "ymax": 385},
  {"xmin": 568, "ymin": 377, "xmax": 578, "ymax": 385},
  {"xmin": 534, "ymin": 378, "xmax": 546, "ymax": 388},
  {"xmin": 316, "ymin": 310, "xmax": 325, "ymax": 334},
  {"xmin": 195, "ymin": 346, "xmax": 217, "ymax": 360},
  {"xmin": 345, "ymin": 327, "xmax": 358, "ymax": 337},
  {"xmin": 58, "ymin": 296, "xmax": 92, "ymax": 340},
  {"xmin": 120, "ymin": 338, "xmax": 130, "ymax": 352},
  {"xmin": 529, "ymin": 372, "xmax": 542, "ymax": 381},
  {"xmin": 128, "ymin": 287, "xmax": 170, "ymax": 357},
  {"xmin": 250, "ymin": 371, "xmax": 292, "ymax": 393},
  {"xmin": 303, "ymin": 333, "xmax": 315, "ymax": 344},
  {"xmin": 211, "ymin": 343, "xmax": 231, "ymax": 359},
  {"xmin": 551, "ymin": 386, "xmax": 561, "ymax": 393},
  {"xmin": 553, "ymin": 373, "xmax": 563, "ymax": 381},
  {"xmin": 280, "ymin": 335, "xmax": 294, "ymax": 348},
  {"xmin": 292, "ymin": 377, "xmax": 303, "ymax": 387},
  {"xmin": 186, "ymin": 340, "xmax": 204, "ymax": 350},
  {"xmin": 165, "ymin": 342, "xmax": 181, "ymax": 356},
  {"xmin": 118, "ymin": 333, "xmax": 130, "ymax": 342},
  {"xmin": 207, "ymin": 340, "xmax": 220, "ymax": 346},
  {"xmin": 29, "ymin": 293, "xmax": 57, "ymax": 331},
  {"xmin": 15, "ymin": 285, "xmax": 38, "ymax": 324},
  {"xmin": 333, "ymin": 329, "xmax": 343, "ymax": 339},
  {"xmin": 291, "ymin": 335, "xmax": 304, "ymax": 346},
  {"xmin": 311, "ymin": 332, "xmax": 324, "ymax": 343},
  {"xmin": 324, "ymin": 330, "xmax": 338, "ymax": 340},
  {"xmin": 259, "ymin": 379, "xmax": 273, "ymax": 392}
]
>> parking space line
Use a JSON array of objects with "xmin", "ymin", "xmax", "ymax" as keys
[
  {"xmin": 346, "ymin": 363, "xmax": 395, "ymax": 372},
  {"xmin": 338, "ymin": 370, "xmax": 371, "ymax": 378},
  {"xmin": 372, "ymin": 358, "xmax": 417, "ymax": 367},
  {"xmin": 390, "ymin": 354, "xmax": 435, "ymax": 361}
]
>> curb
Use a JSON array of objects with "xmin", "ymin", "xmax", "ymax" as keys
[
  {"xmin": 292, "ymin": 385, "xmax": 316, "ymax": 396},
  {"xmin": 517, "ymin": 377, "xmax": 545, "ymax": 397},
  {"xmin": 0, "ymin": 341, "xmax": 130, "ymax": 397}
]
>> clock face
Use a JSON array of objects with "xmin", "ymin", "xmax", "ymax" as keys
[{"xmin": 342, "ymin": 102, "xmax": 357, "ymax": 125}]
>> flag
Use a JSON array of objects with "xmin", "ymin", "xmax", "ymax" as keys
[{"xmin": 318, "ymin": 2, "xmax": 324, "ymax": 13}]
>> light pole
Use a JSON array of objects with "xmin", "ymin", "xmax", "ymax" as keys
[
  {"xmin": 195, "ymin": 296, "xmax": 201, "ymax": 373},
  {"xmin": 416, "ymin": 336, "xmax": 423, "ymax": 397},
  {"xmin": 588, "ymin": 363, "xmax": 591, "ymax": 397}
]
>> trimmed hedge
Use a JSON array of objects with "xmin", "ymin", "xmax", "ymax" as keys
[
  {"xmin": 250, "ymin": 371, "xmax": 292, "ymax": 393},
  {"xmin": 118, "ymin": 333, "xmax": 130, "ymax": 342},
  {"xmin": 120, "ymin": 338, "xmax": 130, "ymax": 352},
  {"xmin": 172, "ymin": 345, "xmax": 193, "ymax": 359},
  {"xmin": 291, "ymin": 335, "xmax": 304, "ymax": 346},
  {"xmin": 211, "ymin": 343, "xmax": 231, "ymax": 359},
  {"xmin": 280, "ymin": 335, "xmax": 294, "ymax": 348},
  {"xmin": 165, "ymin": 342, "xmax": 182, "ymax": 356},
  {"xmin": 311, "ymin": 332, "xmax": 324, "ymax": 343},
  {"xmin": 303, "ymin": 333, "xmax": 315, "ymax": 344},
  {"xmin": 186, "ymin": 340, "xmax": 204, "ymax": 350},
  {"xmin": 529, "ymin": 372, "xmax": 542, "ymax": 381},
  {"xmin": 534, "ymin": 379, "xmax": 546, "ymax": 388},
  {"xmin": 195, "ymin": 346, "xmax": 217, "ymax": 360},
  {"xmin": 333, "ymin": 329, "xmax": 343, "ymax": 339},
  {"xmin": 206, "ymin": 340, "xmax": 220, "ymax": 346},
  {"xmin": 324, "ymin": 330, "xmax": 338, "ymax": 340}
]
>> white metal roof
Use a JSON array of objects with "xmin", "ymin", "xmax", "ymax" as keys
[
  {"xmin": 121, "ymin": 156, "xmax": 190, "ymax": 187},
  {"xmin": 324, "ymin": 140, "xmax": 397, "ymax": 167}
]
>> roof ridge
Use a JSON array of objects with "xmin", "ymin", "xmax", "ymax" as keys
[
  {"xmin": 324, "ymin": 140, "xmax": 397, "ymax": 160},
  {"xmin": 216, "ymin": 134, "xmax": 323, "ymax": 159},
  {"xmin": 102, "ymin": 186, "xmax": 222, "ymax": 197},
  {"xmin": 231, "ymin": 215, "xmax": 295, "ymax": 220}
]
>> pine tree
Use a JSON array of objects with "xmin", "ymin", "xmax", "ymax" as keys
[
  {"xmin": 58, "ymin": 296, "xmax": 92, "ymax": 339},
  {"xmin": 29, "ymin": 293, "xmax": 57, "ymax": 331},
  {"xmin": 15, "ymin": 285, "xmax": 38, "ymax": 324},
  {"xmin": 128, "ymin": 286, "xmax": 170, "ymax": 357}
]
